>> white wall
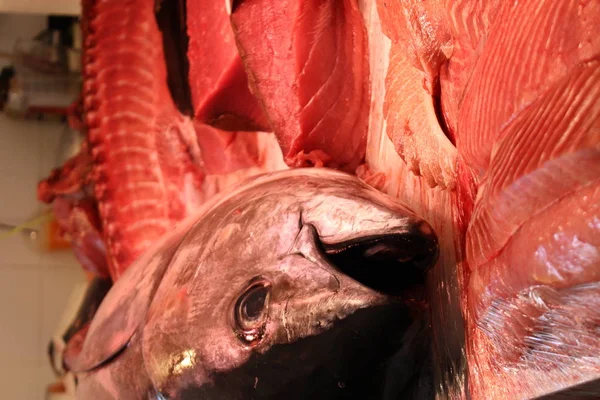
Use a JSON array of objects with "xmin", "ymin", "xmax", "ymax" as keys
[
  {"xmin": 0, "ymin": 12, "xmax": 85, "ymax": 399},
  {"xmin": 0, "ymin": 115, "xmax": 85, "ymax": 399}
]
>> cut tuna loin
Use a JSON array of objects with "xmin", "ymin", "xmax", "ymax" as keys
[
  {"xmin": 186, "ymin": 0, "xmax": 271, "ymax": 131},
  {"xmin": 464, "ymin": 57, "xmax": 600, "ymax": 399},
  {"xmin": 231, "ymin": 0, "xmax": 371, "ymax": 172},
  {"xmin": 439, "ymin": 0, "xmax": 502, "ymax": 138},
  {"xmin": 40, "ymin": 0, "xmax": 286, "ymax": 280},
  {"xmin": 376, "ymin": 0, "xmax": 457, "ymax": 189},
  {"xmin": 469, "ymin": 178, "xmax": 600, "ymax": 324},
  {"xmin": 384, "ymin": 47, "xmax": 457, "ymax": 189},
  {"xmin": 466, "ymin": 59, "xmax": 600, "ymax": 270},
  {"xmin": 468, "ymin": 281, "xmax": 600, "ymax": 400},
  {"xmin": 457, "ymin": 0, "xmax": 600, "ymax": 176}
]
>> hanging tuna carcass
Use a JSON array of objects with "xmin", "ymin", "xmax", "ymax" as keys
[{"xmin": 38, "ymin": 0, "xmax": 600, "ymax": 399}]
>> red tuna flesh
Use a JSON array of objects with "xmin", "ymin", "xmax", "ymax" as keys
[
  {"xmin": 82, "ymin": 0, "xmax": 205, "ymax": 279},
  {"xmin": 365, "ymin": 0, "xmax": 600, "ymax": 397},
  {"xmin": 457, "ymin": 0, "xmax": 600, "ymax": 177},
  {"xmin": 186, "ymin": 0, "xmax": 271, "ymax": 131},
  {"xmin": 377, "ymin": 0, "xmax": 458, "ymax": 189},
  {"xmin": 231, "ymin": 0, "xmax": 371, "ymax": 172},
  {"xmin": 464, "ymin": 58, "xmax": 600, "ymax": 399},
  {"xmin": 466, "ymin": 59, "xmax": 600, "ymax": 270},
  {"xmin": 186, "ymin": 0, "xmax": 278, "ymax": 175},
  {"xmin": 194, "ymin": 123, "xmax": 260, "ymax": 175},
  {"xmin": 439, "ymin": 0, "xmax": 502, "ymax": 138},
  {"xmin": 39, "ymin": 0, "xmax": 285, "ymax": 280}
]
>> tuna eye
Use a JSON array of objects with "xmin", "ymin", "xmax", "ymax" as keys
[
  {"xmin": 241, "ymin": 286, "xmax": 267, "ymax": 321},
  {"xmin": 234, "ymin": 280, "xmax": 271, "ymax": 344}
]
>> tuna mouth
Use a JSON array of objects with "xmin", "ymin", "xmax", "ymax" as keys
[
  {"xmin": 318, "ymin": 221, "xmax": 439, "ymax": 397},
  {"xmin": 306, "ymin": 220, "xmax": 439, "ymax": 399},
  {"xmin": 320, "ymin": 220, "xmax": 439, "ymax": 297}
]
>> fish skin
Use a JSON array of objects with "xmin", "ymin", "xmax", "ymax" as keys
[
  {"xmin": 47, "ymin": 277, "xmax": 112, "ymax": 377},
  {"xmin": 73, "ymin": 168, "xmax": 439, "ymax": 399}
]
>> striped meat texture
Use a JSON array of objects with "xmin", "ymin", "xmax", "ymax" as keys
[
  {"xmin": 439, "ymin": 0, "xmax": 501, "ymax": 143},
  {"xmin": 230, "ymin": 0, "xmax": 371, "ymax": 172},
  {"xmin": 444, "ymin": 1, "xmax": 600, "ymax": 397},
  {"xmin": 456, "ymin": 0, "xmax": 600, "ymax": 177},
  {"xmin": 81, "ymin": 0, "xmax": 205, "ymax": 279},
  {"xmin": 38, "ymin": 0, "xmax": 288, "ymax": 280},
  {"xmin": 367, "ymin": 0, "xmax": 600, "ymax": 398},
  {"xmin": 464, "ymin": 53, "xmax": 600, "ymax": 400},
  {"xmin": 426, "ymin": 0, "xmax": 599, "ymax": 397}
]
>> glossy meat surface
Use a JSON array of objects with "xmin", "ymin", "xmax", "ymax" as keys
[
  {"xmin": 81, "ymin": 0, "xmax": 205, "ymax": 278},
  {"xmin": 365, "ymin": 0, "xmax": 600, "ymax": 397},
  {"xmin": 231, "ymin": 0, "xmax": 371, "ymax": 171},
  {"xmin": 39, "ymin": 0, "xmax": 286, "ymax": 280},
  {"xmin": 457, "ymin": 0, "xmax": 600, "ymax": 176},
  {"xmin": 186, "ymin": 0, "xmax": 270, "ymax": 131},
  {"xmin": 376, "ymin": 0, "xmax": 458, "ymax": 189}
]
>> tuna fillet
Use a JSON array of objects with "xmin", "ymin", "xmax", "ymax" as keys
[
  {"xmin": 186, "ymin": 0, "xmax": 270, "ymax": 131},
  {"xmin": 376, "ymin": 0, "xmax": 458, "ymax": 189},
  {"xmin": 364, "ymin": 0, "xmax": 600, "ymax": 398},
  {"xmin": 457, "ymin": 0, "xmax": 600, "ymax": 176},
  {"xmin": 465, "ymin": 57, "xmax": 600, "ymax": 399},
  {"xmin": 231, "ymin": 0, "xmax": 371, "ymax": 172}
]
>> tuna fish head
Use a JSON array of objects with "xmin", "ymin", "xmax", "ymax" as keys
[{"xmin": 74, "ymin": 169, "xmax": 439, "ymax": 399}]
